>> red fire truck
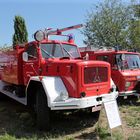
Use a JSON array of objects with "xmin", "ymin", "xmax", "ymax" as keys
[
  {"xmin": 80, "ymin": 47, "xmax": 140, "ymax": 98},
  {"xmin": 0, "ymin": 25, "xmax": 117, "ymax": 130}
]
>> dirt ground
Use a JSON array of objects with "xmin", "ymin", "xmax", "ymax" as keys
[{"xmin": 0, "ymin": 96, "xmax": 140, "ymax": 140}]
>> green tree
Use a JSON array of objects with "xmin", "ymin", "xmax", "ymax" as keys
[
  {"xmin": 83, "ymin": 0, "xmax": 132, "ymax": 49},
  {"xmin": 13, "ymin": 15, "xmax": 28, "ymax": 46},
  {"xmin": 133, "ymin": 4, "xmax": 140, "ymax": 18},
  {"xmin": 127, "ymin": 4, "xmax": 140, "ymax": 50}
]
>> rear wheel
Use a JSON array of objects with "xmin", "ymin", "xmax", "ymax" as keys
[{"xmin": 36, "ymin": 88, "xmax": 50, "ymax": 130}]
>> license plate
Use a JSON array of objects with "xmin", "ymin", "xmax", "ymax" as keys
[{"xmin": 92, "ymin": 105, "xmax": 102, "ymax": 112}]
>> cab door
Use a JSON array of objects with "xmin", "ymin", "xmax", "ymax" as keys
[
  {"xmin": 111, "ymin": 54, "xmax": 122, "ymax": 91},
  {"xmin": 22, "ymin": 43, "xmax": 40, "ymax": 85}
]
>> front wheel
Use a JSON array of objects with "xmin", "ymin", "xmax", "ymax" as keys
[{"xmin": 36, "ymin": 88, "xmax": 50, "ymax": 130}]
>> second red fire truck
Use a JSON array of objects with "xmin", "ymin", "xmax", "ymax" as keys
[{"xmin": 80, "ymin": 46, "xmax": 140, "ymax": 98}]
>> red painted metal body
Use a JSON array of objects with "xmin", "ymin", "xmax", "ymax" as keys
[
  {"xmin": 0, "ymin": 39, "xmax": 111, "ymax": 98},
  {"xmin": 80, "ymin": 48, "xmax": 140, "ymax": 95},
  {"xmin": 0, "ymin": 48, "xmax": 24, "ymax": 84}
]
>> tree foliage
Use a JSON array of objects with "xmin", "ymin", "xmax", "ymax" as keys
[
  {"xmin": 83, "ymin": 0, "xmax": 137, "ymax": 49},
  {"xmin": 127, "ymin": 4, "xmax": 140, "ymax": 50},
  {"xmin": 133, "ymin": 4, "xmax": 140, "ymax": 18},
  {"xmin": 13, "ymin": 15, "xmax": 28, "ymax": 46}
]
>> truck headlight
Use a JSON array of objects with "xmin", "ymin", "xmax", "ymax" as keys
[
  {"xmin": 60, "ymin": 91, "xmax": 68, "ymax": 101},
  {"xmin": 125, "ymin": 81, "xmax": 131, "ymax": 88}
]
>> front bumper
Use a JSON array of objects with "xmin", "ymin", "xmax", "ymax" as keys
[
  {"xmin": 119, "ymin": 90, "xmax": 139, "ymax": 97},
  {"xmin": 50, "ymin": 91, "xmax": 118, "ymax": 110}
]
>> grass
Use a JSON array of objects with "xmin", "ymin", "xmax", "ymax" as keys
[
  {"xmin": 128, "ymin": 132, "xmax": 140, "ymax": 140},
  {"xmin": 0, "ymin": 133, "xmax": 75, "ymax": 140},
  {"xmin": 96, "ymin": 107, "xmax": 124, "ymax": 140},
  {"xmin": 96, "ymin": 97, "xmax": 140, "ymax": 140},
  {"xmin": 97, "ymin": 125, "xmax": 125, "ymax": 140},
  {"xmin": 120, "ymin": 104, "xmax": 140, "ymax": 128},
  {"xmin": 0, "ymin": 134, "xmax": 16, "ymax": 140},
  {"xmin": 0, "ymin": 97, "xmax": 140, "ymax": 139}
]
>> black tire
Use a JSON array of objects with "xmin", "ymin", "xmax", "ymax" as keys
[
  {"xmin": 0, "ymin": 92, "xmax": 7, "ymax": 100},
  {"xmin": 90, "ymin": 111, "xmax": 100, "ymax": 119},
  {"xmin": 36, "ymin": 88, "xmax": 50, "ymax": 130}
]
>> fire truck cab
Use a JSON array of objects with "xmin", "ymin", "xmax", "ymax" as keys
[
  {"xmin": 80, "ymin": 47, "xmax": 140, "ymax": 97},
  {"xmin": 0, "ymin": 25, "xmax": 117, "ymax": 129}
]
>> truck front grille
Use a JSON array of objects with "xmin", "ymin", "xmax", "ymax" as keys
[{"xmin": 84, "ymin": 67, "xmax": 108, "ymax": 84}]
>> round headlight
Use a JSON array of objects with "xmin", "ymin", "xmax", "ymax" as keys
[
  {"xmin": 34, "ymin": 30, "xmax": 45, "ymax": 41},
  {"xmin": 60, "ymin": 91, "xmax": 68, "ymax": 101}
]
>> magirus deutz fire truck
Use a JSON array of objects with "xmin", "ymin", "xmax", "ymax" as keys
[
  {"xmin": 0, "ymin": 24, "xmax": 117, "ymax": 130},
  {"xmin": 80, "ymin": 46, "xmax": 140, "ymax": 98}
]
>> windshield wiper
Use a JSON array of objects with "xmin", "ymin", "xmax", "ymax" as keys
[
  {"xmin": 63, "ymin": 47, "xmax": 73, "ymax": 58},
  {"xmin": 41, "ymin": 48, "xmax": 54, "ymax": 58},
  {"xmin": 130, "ymin": 61, "xmax": 139, "ymax": 69},
  {"xmin": 59, "ymin": 44, "xmax": 73, "ymax": 58}
]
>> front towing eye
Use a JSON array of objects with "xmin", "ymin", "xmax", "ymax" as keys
[{"xmin": 96, "ymin": 97, "xmax": 102, "ymax": 101}]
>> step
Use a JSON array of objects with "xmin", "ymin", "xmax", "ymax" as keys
[{"xmin": 0, "ymin": 89, "xmax": 27, "ymax": 105}]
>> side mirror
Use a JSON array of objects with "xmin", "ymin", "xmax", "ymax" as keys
[
  {"xmin": 83, "ymin": 53, "xmax": 89, "ymax": 60},
  {"xmin": 120, "ymin": 54, "xmax": 125, "ymax": 61},
  {"xmin": 22, "ymin": 52, "xmax": 28, "ymax": 62}
]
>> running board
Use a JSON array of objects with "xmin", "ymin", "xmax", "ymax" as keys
[
  {"xmin": 0, "ymin": 81, "xmax": 27, "ymax": 105},
  {"xmin": 0, "ymin": 89, "xmax": 27, "ymax": 105}
]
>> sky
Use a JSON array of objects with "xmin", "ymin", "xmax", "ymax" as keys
[
  {"xmin": 0, "ymin": 0, "xmax": 134, "ymax": 47},
  {"xmin": 0, "ymin": 0, "xmax": 100, "ymax": 47}
]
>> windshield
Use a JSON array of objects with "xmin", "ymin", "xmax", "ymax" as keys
[
  {"xmin": 116, "ymin": 54, "xmax": 140, "ymax": 70},
  {"xmin": 40, "ymin": 43, "xmax": 80, "ymax": 58}
]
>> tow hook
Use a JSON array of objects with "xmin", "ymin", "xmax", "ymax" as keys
[{"xmin": 96, "ymin": 97, "xmax": 102, "ymax": 101}]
